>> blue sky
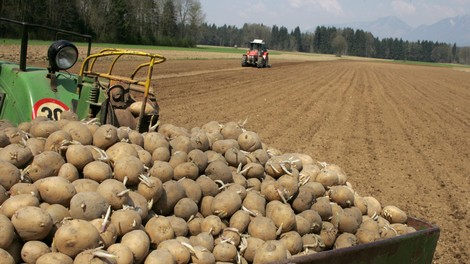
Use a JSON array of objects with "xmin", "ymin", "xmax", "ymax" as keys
[{"xmin": 200, "ymin": 0, "xmax": 470, "ymax": 30}]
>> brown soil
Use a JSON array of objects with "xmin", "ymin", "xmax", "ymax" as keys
[
  {"xmin": 2, "ymin": 45, "xmax": 469, "ymax": 263},
  {"xmin": 153, "ymin": 58, "xmax": 470, "ymax": 264}
]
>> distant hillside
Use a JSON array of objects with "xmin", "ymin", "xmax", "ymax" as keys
[{"xmin": 319, "ymin": 15, "xmax": 470, "ymax": 46}]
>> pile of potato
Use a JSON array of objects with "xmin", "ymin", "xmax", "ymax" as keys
[{"xmin": 0, "ymin": 114, "xmax": 415, "ymax": 264}]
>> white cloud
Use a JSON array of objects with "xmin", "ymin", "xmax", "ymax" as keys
[
  {"xmin": 391, "ymin": 0, "xmax": 416, "ymax": 15},
  {"xmin": 288, "ymin": 0, "xmax": 343, "ymax": 15}
]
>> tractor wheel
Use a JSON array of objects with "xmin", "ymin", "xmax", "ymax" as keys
[
  {"xmin": 241, "ymin": 55, "xmax": 248, "ymax": 67},
  {"xmin": 257, "ymin": 57, "xmax": 264, "ymax": 68}
]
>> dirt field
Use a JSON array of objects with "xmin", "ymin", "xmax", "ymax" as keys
[
  {"xmin": 2, "ymin": 45, "xmax": 469, "ymax": 263},
  {"xmin": 151, "ymin": 57, "xmax": 469, "ymax": 264}
]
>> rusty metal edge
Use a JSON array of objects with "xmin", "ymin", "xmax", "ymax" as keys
[{"xmin": 268, "ymin": 217, "xmax": 440, "ymax": 264}]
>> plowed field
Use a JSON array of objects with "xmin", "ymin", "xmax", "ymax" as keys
[{"xmin": 153, "ymin": 58, "xmax": 470, "ymax": 264}]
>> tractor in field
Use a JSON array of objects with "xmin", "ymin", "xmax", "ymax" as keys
[
  {"xmin": 241, "ymin": 39, "xmax": 270, "ymax": 68},
  {"xmin": 0, "ymin": 17, "xmax": 165, "ymax": 132}
]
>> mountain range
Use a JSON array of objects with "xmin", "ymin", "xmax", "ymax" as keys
[{"xmin": 323, "ymin": 15, "xmax": 470, "ymax": 46}]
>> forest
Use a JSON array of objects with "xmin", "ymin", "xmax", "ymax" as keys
[{"xmin": 1, "ymin": 0, "xmax": 469, "ymax": 64}]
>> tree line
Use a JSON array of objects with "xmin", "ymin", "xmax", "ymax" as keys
[
  {"xmin": 1, "ymin": 0, "xmax": 469, "ymax": 64},
  {"xmin": 0, "ymin": 0, "xmax": 205, "ymax": 47},
  {"xmin": 199, "ymin": 23, "xmax": 470, "ymax": 64}
]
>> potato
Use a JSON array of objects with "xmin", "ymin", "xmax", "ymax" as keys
[
  {"xmin": 93, "ymin": 124, "xmax": 119, "ymax": 150},
  {"xmin": 204, "ymin": 160, "xmax": 233, "ymax": 183},
  {"xmin": 0, "ymin": 132, "xmax": 11, "ymax": 147},
  {"xmin": 90, "ymin": 218, "xmax": 118, "ymax": 249},
  {"xmin": 200, "ymin": 215, "xmax": 224, "ymax": 236},
  {"xmin": 106, "ymin": 142, "xmax": 139, "ymax": 162},
  {"xmin": 266, "ymin": 200, "xmax": 296, "ymax": 233},
  {"xmin": 83, "ymin": 160, "xmax": 113, "ymax": 183},
  {"xmin": 253, "ymin": 240, "xmax": 288, "ymax": 264},
  {"xmin": 36, "ymin": 252, "xmax": 73, "ymax": 264},
  {"xmin": 0, "ymin": 248, "xmax": 15, "ymax": 264},
  {"xmin": 143, "ymin": 132, "xmax": 169, "ymax": 153},
  {"xmin": 43, "ymin": 130, "xmax": 72, "ymax": 152},
  {"xmin": 20, "ymin": 240, "xmax": 51, "ymax": 264},
  {"xmin": 298, "ymin": 209, "xmax": 323, "ymax": 234},
  {"xmin": 27, "ymin": 151, "xmax": 65, "ymax": 182},
  {"xmin": 45, "ymin": 203, "xmax": 71, "ymax": 228},
  {"xmin": 69, "ymin": 192, "xmax": 109, "ymax": 221},
  {"xmin": 173, "ymin": 161, "xmax": 199, "ymax": 180},
  {"xmin": 35, "ymin": 176, "xmax": 76, "ymax": 207},
  {"xmin": 211, "ymin": 190, "xmax": 242, "ymax": 219},
  {"xmin": 72, "ymin": 178, "xmax": 100, "ymax": 193},
  {"xmin": 0, "ymin": 160, "xmax": 21, "ymax": 190},
  {"xmin": 221, "ymin": 121, "xmax": 244, "ymax": 140},
  {"xmin": 243, "ymin": 237, "xmax": 265, "ymax": 263},
  {"xmin": 110, "ymin": 208, "xmax": 142, "ymax": 237},
  {"xmin": 128, "ymin": 191, "xmax": 149, "ymax": 220},
  {"xmin": 174, "ymin": 197, "xmax": 199, "ymax": 221},
  {"xmin": 242, "ymin": 190, "xmax": 266, "ymax": 217},
  {"xmin": 61, "ymin": 121, "xmax": 93, "ymax": 145},
  {"xmin": 107, "ymin": 243, "xmax": 134, "ymax": 264},
  {"xmin": 149, "ymin": 161, "xmax": 174, "ymax": 182},
  {"xmin": 96, "ymin": 179, "xmax": 129, "ymax": 210},
  {"xmin": 319, "ymin": 221, "xmax": 338, "ymax": 249},
  {"xmin": 11, "ymin": 206, "xmax": 53, "ymax": 241},
  {"xmin": 177, "ymin": 178, "xmax": 202, "ymax": 204},
  {"xmin": 65, "ymin": 144, "xmax": 94, "ymax": 171},
  {"xmin": 237, "ymin": 131, "xmax": 262, "ymax": 152},
  {"xmin": 113, "ymin": 155, "xmax": 144, "ymax": 186},
  {"xmin": 381, "ymin": 205, "xmax": 408, "ymax": 224},
  {"xmin": 248, "ymin": 216, "xmax": 277, "ymax": 241},
  {"xmin": 213, "ymin": 242, "xmax": 238, "ymax": 262},
  {"xmin": 152, "ymin": 146, "xmax": 171, "ymax": 162},
  {"xmin": 311, "ymin": 196, "xmax": 333, "ymax": 221},
  {"xmin": 25, "ymin": 137, "xmax": 45, "ymax": 156},
  {"xmin": 279, "ymin": 231, "xmax": 303, "ymax": 255},
  {"xmin": 168, "ymin": 151, "xmax": 187, "ymax": 168},
  {"xmin": 190, "ymin": 129, "xmax": 210, "ymax": 151},
  {"xmin": 73, "ymin": 249, "xmax": 118, "ymax": 264},
  {"xmin": 145, "ymin": 215, "xmax": 175, "ymax": 248},
  {"xmin": 53, "ymin": 219, "xmax": 101, "ymax": 258},
  {"xmin": 29, "ymin": 120, "xmax": 60, "ymax": 138},
  {"xmin": 152, "ymin": 180, "xmax": 186, "ymax": 215},
  {"xmin": 328, "ymin": 185, "xmax": 355, "ymax": 208},
  {"xmin": 195, "ymin": 175, "xmax": 219, "ymax": 197},
  {"xmin": 187, "ymin": 149, "xmax": 208, "ymax": 174},
  {"xmin": 137, "ymin": 175, "xmax": 163, "ymax": 201},
  {"xmin": 315, "ymin": 168, "xmax": 339, "ymax": 187},
  {"xmin": 0, "ymin": 214, "xmax": 15, "ymax": 249},
  {"xmin": 157, "ymin": 239, "xmax": 190, "ymax": 264},
  {"xmin": 0, "ymin": 194, "xmax": 40, "ymax": 219},
  {"xmin": 57, "ymin": 162, "xmax": 80, "ymax": 182},
  {"xmin": 168, "ymin": 216, "xmax": 189, "ymax": 237},
  {"xmin": 334, "ymin": 233, "xmax": 357, "ymax": 249},
  {"xmin": 0, "ymin": 143, "xmax": 33, "ymax": 168},
  {"xmin": 120, "ymin": 229, "xmax": 150, "ymax": 263}
]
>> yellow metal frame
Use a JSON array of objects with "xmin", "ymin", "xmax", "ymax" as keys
[{"xmin": 79, "ymin": 49, "xmax": 166, "ymax": 131}]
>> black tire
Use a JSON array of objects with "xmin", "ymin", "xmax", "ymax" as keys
[
  {"xmin": 257, "ymin": 57, "xmax": 264, "ymax": 68},
  {"xmin": 241, "ymin": 55, "xmax": 248, "ymax": 67}
]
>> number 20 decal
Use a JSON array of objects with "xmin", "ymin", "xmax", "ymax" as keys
[{"xmin": 32, "ymin": 98, "xmax": 69, "ymax": 120}]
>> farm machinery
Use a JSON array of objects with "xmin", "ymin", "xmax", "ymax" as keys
[
  {"xmin": 241, "ymin": 39, "xmax": 270, "ymax": 68},
  {"xmin": 0, "ymin": 17, "xmax": 165, "ymax": 132}
]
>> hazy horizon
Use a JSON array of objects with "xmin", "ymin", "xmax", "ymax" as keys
[{"xmin": 200, "ymin": 0, "xmax": 470, "ymax": 31}]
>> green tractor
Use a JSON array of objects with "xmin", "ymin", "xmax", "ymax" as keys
[{"xmin": 0, "ymin": 17, "xmax": 166, "ymax": 132}]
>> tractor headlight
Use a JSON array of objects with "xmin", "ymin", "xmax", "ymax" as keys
[{"xmin": 48, "ymin": 40, "xmax": 78, "ymax": 71}]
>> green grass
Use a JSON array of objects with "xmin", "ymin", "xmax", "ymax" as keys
[
  {"xmin": 1, "ymin": 38, "xmax": 282, "ymax": 55},
  {"xmin": 391, "ymin": 59, "xmax": 470, "ymax": 69}
]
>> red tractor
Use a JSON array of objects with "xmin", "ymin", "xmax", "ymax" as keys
[{"xmin": 241, "ymin": 39, "xmax": 270, "ymax": 68}]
